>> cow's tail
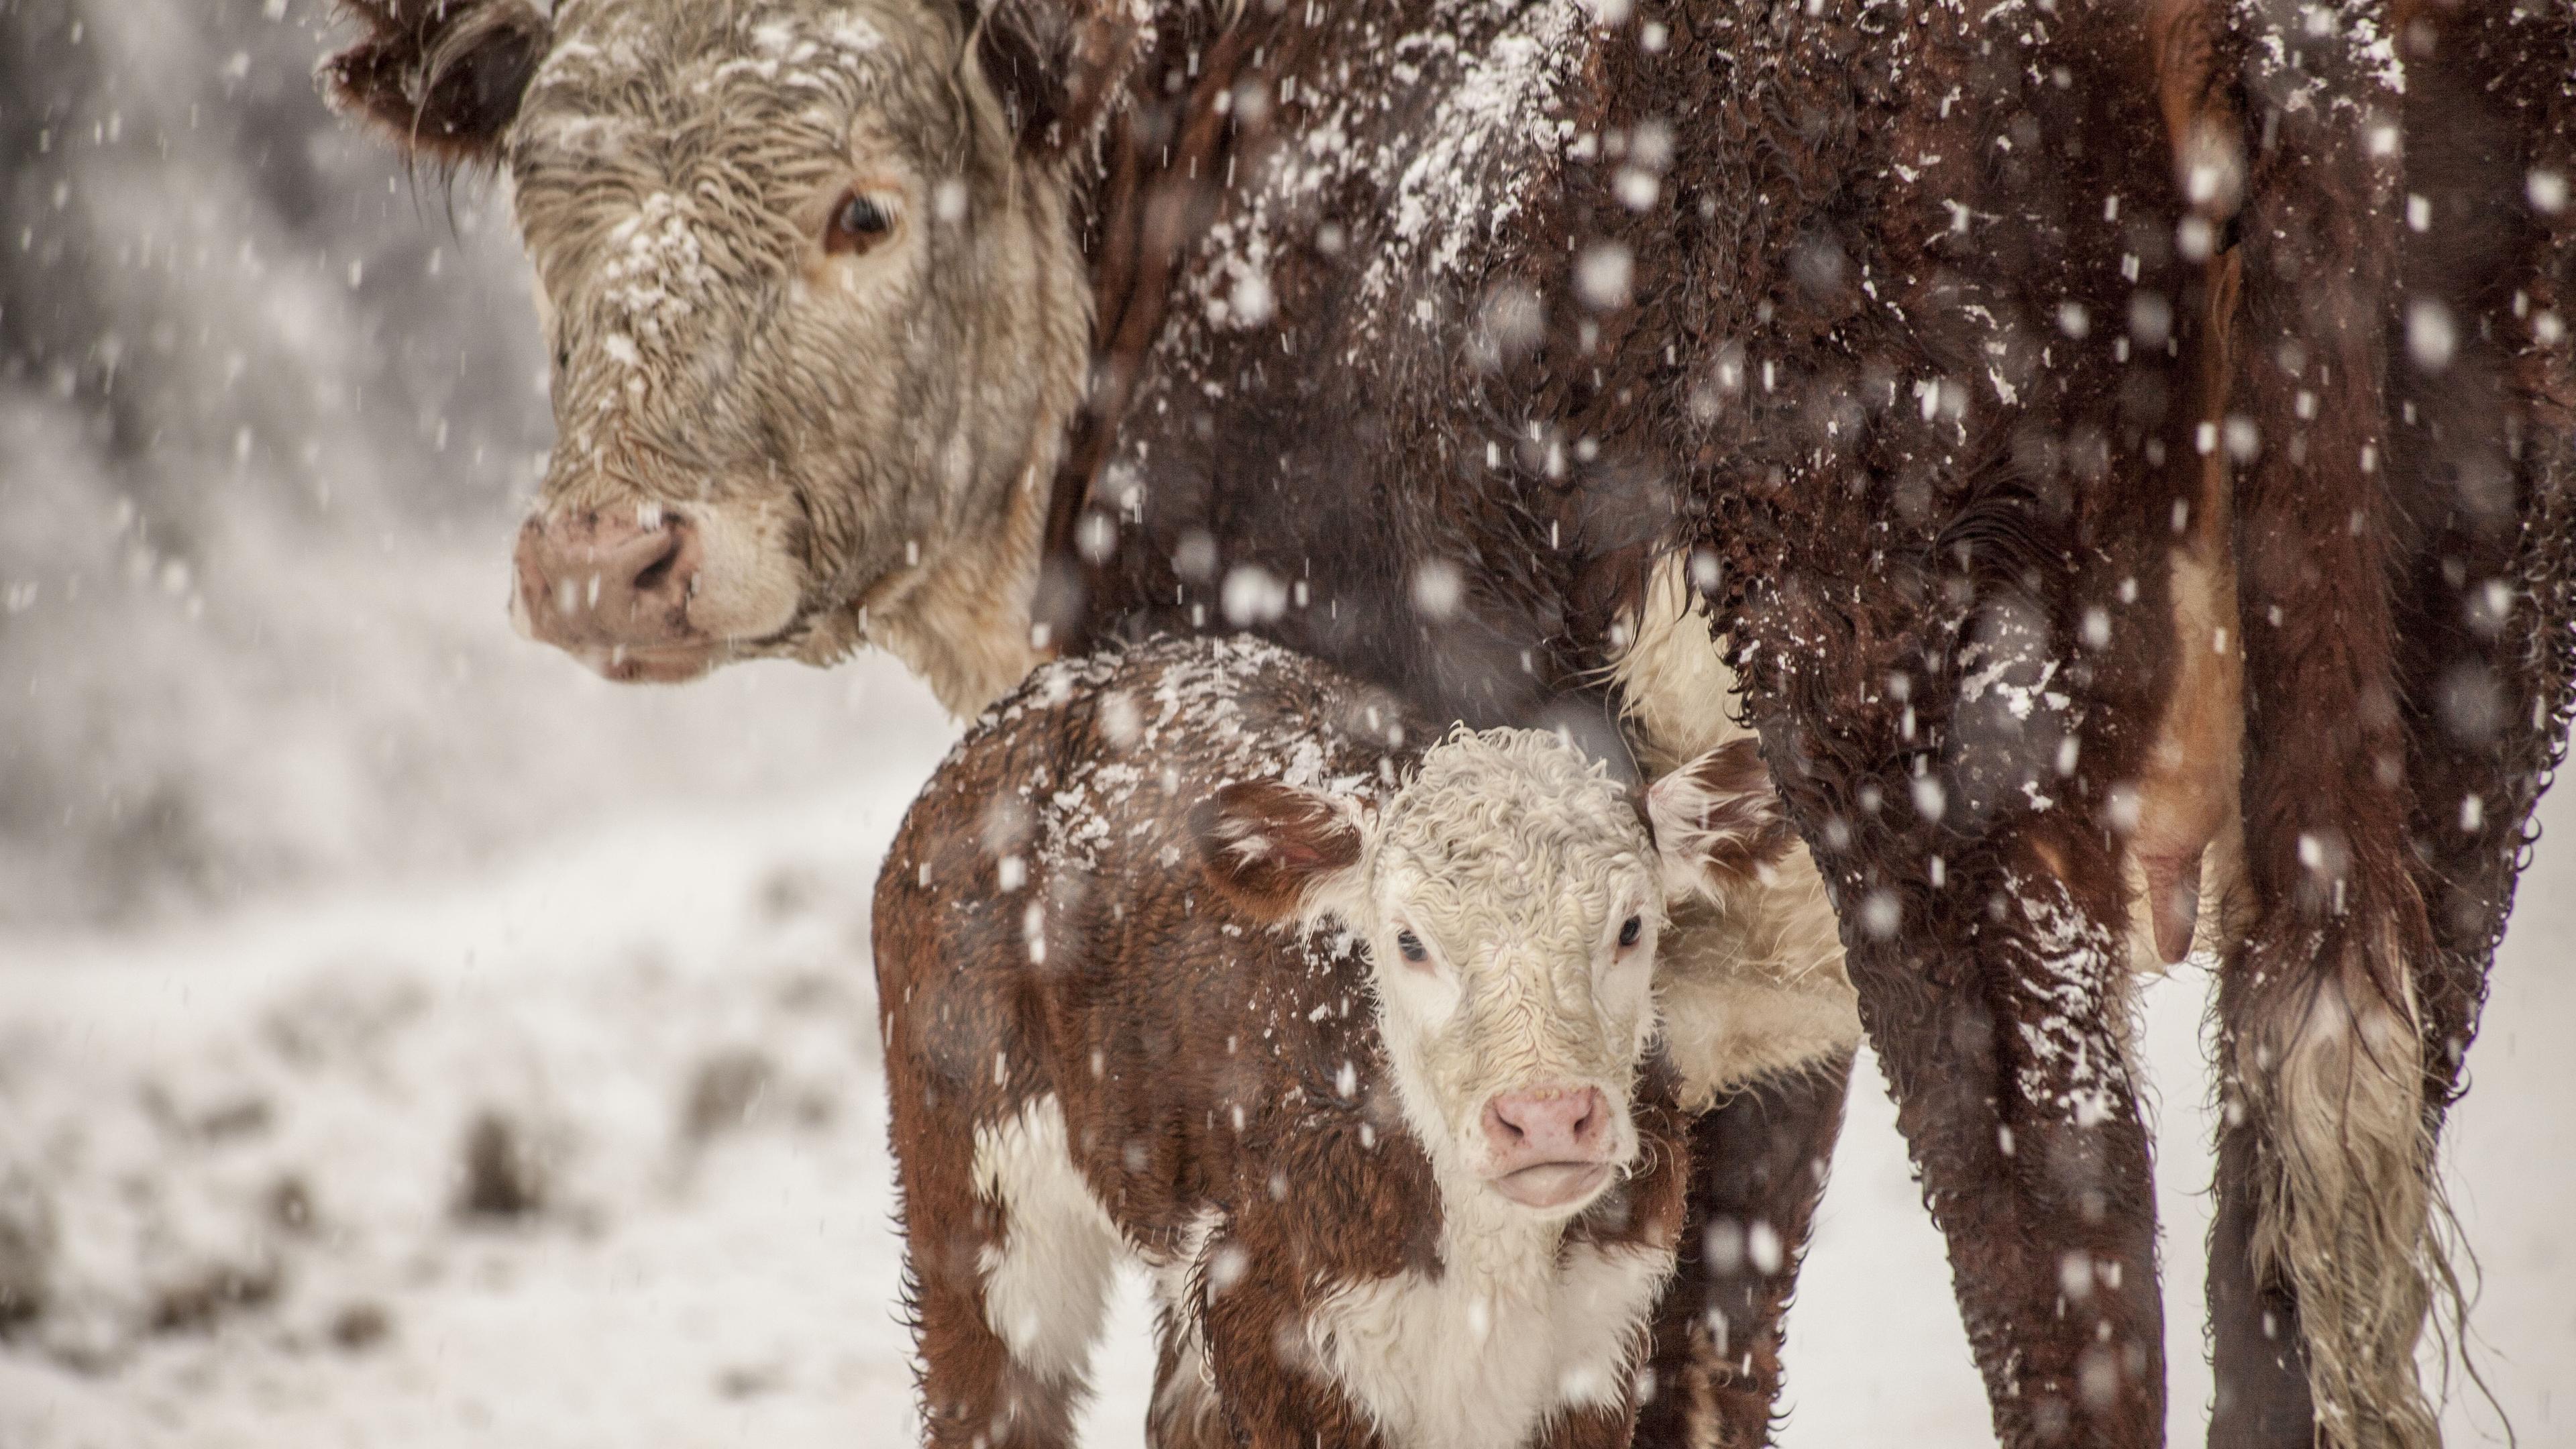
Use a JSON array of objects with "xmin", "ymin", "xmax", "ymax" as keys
[
  {"xmin": 2222, "ymin": 943, "xmax": 2445, "ymax": 1449},
  {"xmin": 2195, "ymin": 2, "xmax": 2449, "ymax": 1444}
]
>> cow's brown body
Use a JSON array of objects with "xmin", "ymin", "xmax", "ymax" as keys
[
  {"xmin": 327, "ymin": 1, "xmax": 2576, "ymax": 1444},
  {"xmin": 1038, "ymin": 7, "xmax": 2576, "ymax": 1446}
]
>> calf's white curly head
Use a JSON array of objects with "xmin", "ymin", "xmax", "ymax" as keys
[{"xmin": 1195, "ymin": 728, "xmax": 1790, "ymax": 1215}]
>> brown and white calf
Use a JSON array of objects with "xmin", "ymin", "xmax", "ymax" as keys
[{"xmin": 874, "ymin": 634, "xmax": 1791, "ymax": 1448}]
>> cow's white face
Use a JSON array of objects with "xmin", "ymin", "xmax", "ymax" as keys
[
  {"xmin": 1198, "ymin": 731, "xmax": 1792, "ymax": 1218},
  {"xmin": 500, "ymin": 0, "xmax": 1085, "ymax": 704},
  {"xmin": 326, "ymin": 0, "xmax": 1089, "ymax": 711}
]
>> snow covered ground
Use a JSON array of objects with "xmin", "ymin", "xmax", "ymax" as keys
[{"xmin": 0, "ymin": 655, "xmax": 2565, "ymax": 1448}]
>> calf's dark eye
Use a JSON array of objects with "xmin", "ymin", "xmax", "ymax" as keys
[
  {"xmin": 1395, "ymin": 929, "xmax": 1430, "ymax": 965},
  {"xmin": 826, "ymin": 192, "xmax": 895, "ymax": 255},
  {"xmin": 1617, "ymin": 914, "xmax": 1643, "ymax": 949}
]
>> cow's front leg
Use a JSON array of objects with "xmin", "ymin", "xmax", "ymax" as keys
[
  {"xmin": 1799, "ymin": 792, "xmax": 2165, "ymax": 1446},
  {"xmin": 1631, "ymin": 1055, "xmax": 1852, "ymax": 1449}
]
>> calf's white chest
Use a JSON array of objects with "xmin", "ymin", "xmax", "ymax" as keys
[{"xmin": 1303, "ymin": 1194, "xmax": 1671, "ymax": 1449}]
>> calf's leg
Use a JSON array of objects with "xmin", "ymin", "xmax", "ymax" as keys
[
  {"xmin": 1631, "ymin": 1055, "xmax": 1852, "ymax": 1449},
  {"xmin": 1144, "ymin": 1299, "xmax": 1228, "ymax": 1449},
  {"xmin": 888, "ymin": 1090, "xmax": 1119, "ymax": 1449},
  {"xmin": 1191, "ymin": 1256, "xmax": 1386, "ymax": 1449}
]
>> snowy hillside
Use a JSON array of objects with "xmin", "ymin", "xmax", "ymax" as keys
[{"xmin": 0, "ymin": 678, "xmax": 969, "ymax": 1448}]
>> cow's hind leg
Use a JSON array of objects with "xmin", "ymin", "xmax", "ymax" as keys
[
  {"xmin": 897, "ymin": 1093, "xmax": 1122, "ymax": 1449},
  {"xmin": 1753, "ymin": 572, "xmax": 2174, "ymax": 1442},
  {"xmin": 2385, "ymin": 0, "xmax": 2576, "ymax": 1305},
  {"xmin": 1631, "ymin": 1055, "xmax": 1852, "ymax": 1449},
  {"xmin": 2385, "ymin": 0, "xmax": 2576, "ymax": 1424},
  {"xmin": 2201, "ymin": 3, "xmax": 2576, "ymax": 1443},
  {"xmin": 2205, "ymin": 14, "xmax": 2431, "ymax": 1446},
  {"xmin": 2210, "ymin": 4, "xmax": 2576, "ymax": 1444}
]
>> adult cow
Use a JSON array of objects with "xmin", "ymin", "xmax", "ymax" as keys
[{"xmin": 327, "ymin": 1, "xmax": 2576, "ymax": 1446}]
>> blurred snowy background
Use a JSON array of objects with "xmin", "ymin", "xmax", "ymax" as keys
[{"xmin": 0, "ymin": 1, "xmax": 2563, "ymax": 1444}]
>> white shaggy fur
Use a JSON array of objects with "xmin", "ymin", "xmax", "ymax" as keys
[
  {"xmin": 2234, "ymin": 943, "xmax": 2443, "ymax": 1449},
  {"xmin": 1306, "ymin": 1187, "xmax": 1672, "ymax": 1449},
  {"xmin": 969, "ymin": 1094, "xmax": 1124, "ymax": 1385},
  {"xmin": 1609, "ymin": 556, "xmax": 1861, "ymax": 1104},
  {"xmin": 504, "ymin": 0, "xmax": 1086, "ymax": 712},
  {"xmin": 1278, "ymin": 729, "xmax": 1674, "ymax": 1196}
]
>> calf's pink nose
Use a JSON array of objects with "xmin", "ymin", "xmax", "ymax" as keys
[
  {"xmin": 513, "ymin": 510, "xmax": 700, "ymax": 657},
  {"xmin": 1481, "ymin": 1085, "xmax": 1610, "ymax": 1169}
]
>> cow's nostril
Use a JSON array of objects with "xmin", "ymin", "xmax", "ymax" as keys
[
  {"xmin": 514, "ymin": 509, "xmax": 704, "ymax": 665},
  {"xmin": 631, "ymin": 531, "xmax": 685, "ymax": 596}
]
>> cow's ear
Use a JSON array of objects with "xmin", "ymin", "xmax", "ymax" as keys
[
  {"xmin": 1646, "ymin": 739, "xmax": 1796, "ymax": 903},
  {"xmin": 322, "ymin": 0, "xmax": 551, "ymax": 167},
  {"xmin": 1192, "ymin": 781, "xmax": 1366, "ymax": 923},
  {"xmin": 958, "ymin": 0, "xmax": 1136, "ymax": 154}
]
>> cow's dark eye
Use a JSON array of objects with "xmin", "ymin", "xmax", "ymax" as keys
[
  {"xmin": 1617, "ymin": 914, "xmax": 1644, "ymax": 949},
  {"xmin": 826, "ymin": 192, "xmax": 896, "ymax": 255},
  {"xmin": 1395, "ymin": 929, "xmax": 1430, "ymax": 965}
]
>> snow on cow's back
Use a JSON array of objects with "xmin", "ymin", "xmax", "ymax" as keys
[{"xmin": 1157, "ymin": 0, "xmax": 1597, "ymax": 394}]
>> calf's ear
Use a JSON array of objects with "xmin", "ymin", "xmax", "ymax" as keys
[
  {"xmin": 1647, "ymin": 738, "xmax": 1796, "ymax": 902},
  {"xmin": 322, "ymin": 0, "xmax": 551, "ymax": 167},
  {"xmin": 1191, "ymin": 781, "xmax": 1365, "ymax": 923}
]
